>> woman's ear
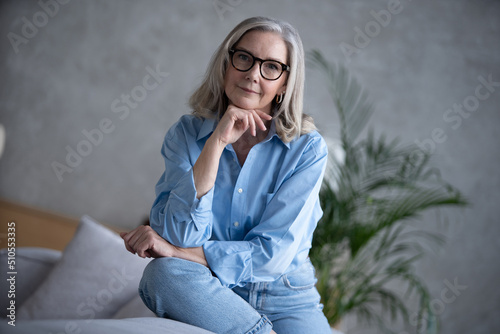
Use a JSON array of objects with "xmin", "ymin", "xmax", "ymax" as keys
[{"xmin": 279, "ymin": 84, "xmax": 287, "ymax": 96}]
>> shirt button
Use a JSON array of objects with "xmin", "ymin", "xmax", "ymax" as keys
[
  {"xmin": 233, "ymin": 221, "xmax": 240, "ymax": 227},
  {"xmin": 238, "ymin": 188, "xmax": 243, "ymax": 194}
]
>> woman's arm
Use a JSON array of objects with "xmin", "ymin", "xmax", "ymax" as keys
[
  {"xmin": 193, "ymin": 105, "xmax": 271, "ymax": 198},
  {"xmin": 150, "ymin": 107, "xmax": 270, "ymax": 247},
  {"xmin": 126, "ymin": 107, "xmax": 271, "ymax": 262}
]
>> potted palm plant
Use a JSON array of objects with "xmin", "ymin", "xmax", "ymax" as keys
[{"xmin": 307, "ymin": 50, "xmax": 467, "ymax": 333}]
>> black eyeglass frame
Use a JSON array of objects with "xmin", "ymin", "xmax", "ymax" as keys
[{"xmin": 229, "ymin": 49, "xmax": 290, "ymax": 81}]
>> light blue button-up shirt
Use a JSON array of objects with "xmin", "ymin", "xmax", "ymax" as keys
[{"xmin": 150, "ymin": 114, "xmax": 328, "ymax": 288}]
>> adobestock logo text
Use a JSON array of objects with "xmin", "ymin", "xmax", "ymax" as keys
[
  {"xmin": 51, "ymin": 64, "xmax": 169, "ymax": 182},
  {"xmin": 7, "ymin": 0, "xmax": 72, "ymax": 54},
  {"xmin": 339, "ymin": 0, "xmax": 412, "ymax": 63},
  {"xmin": 407, "ymin": 73, "xmax": 499, "ymax": 165}
]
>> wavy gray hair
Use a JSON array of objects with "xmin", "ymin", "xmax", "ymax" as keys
[{"xmin": 189, "ymin": 16, "xmax": 315, "ymax": 142}]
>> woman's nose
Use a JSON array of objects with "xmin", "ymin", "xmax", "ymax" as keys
[{"xmin": 246, "ymin": 62, "xmax": 261, "ymax": 81}]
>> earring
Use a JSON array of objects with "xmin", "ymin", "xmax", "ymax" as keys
[{"xmin": 276, "ymin": 92, "xmax": 284, "ymax": 104}]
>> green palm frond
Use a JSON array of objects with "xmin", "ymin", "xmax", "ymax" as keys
[
  {"xmin": 307, "ymin": 49, "xmax": 467, "ymax": 332},
  {"xmin": 307, "ymin": 49, "xmax": 374, "ymax": 147}
]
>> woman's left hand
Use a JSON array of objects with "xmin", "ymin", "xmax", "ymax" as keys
[
  {"xmin": 120, "ymin": 225, "xmax": 208, "ymax": 266},
  {"xmin": 120, "ymin": 225, "xmax": 176, "ymax": 258}
]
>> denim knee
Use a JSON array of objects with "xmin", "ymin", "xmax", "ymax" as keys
[
  {"xmin": 145, "ymin": 257, "xmax": 211, "ymax": 282},
  {"xmin": 139, "ymin": 257, "xmax": 213, "ymax": 315},
  {"xmin": 140, "ymin": 258, "xmax": 201, "ymax": 294}
]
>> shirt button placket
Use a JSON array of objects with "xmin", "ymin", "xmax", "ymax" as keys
[
  {"xmin": 232, "ymin": 186, "xmax": 244, "ymax": 232},
  {"xmin": 235, "ymin": 188, "xmax": 243, "ymax": 228}
]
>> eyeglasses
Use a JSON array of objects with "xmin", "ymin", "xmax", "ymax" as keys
[{"xmin": 229, "ymin": 49, "xmax": 290, "ymax": 81}]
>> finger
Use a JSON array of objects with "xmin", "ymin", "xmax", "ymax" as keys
[
  {"xmin": 120, "ymin": 230, "xmax": 137, "ymax": 254},
  {"xmin": 126, "ymin": 226, "xmax": 152, "ymax": 254},
  {"xmin": 255, "ymin": 109, "xmax": 273, "ymax": 121},
  {"xmin": 129, "ymin": 228, "xmax": 153, "ymax": 254},
  {"xmin": 248, "ymin": 113, "xmax": 257, "ymax": 136},
  {"xmin": 131, "ymin": 232, "xmax": 153, "ymax": 258},
  {"xmin": 252, "ymin": 110, "xmax": 268, "ymax": 131},
  {"xmin": 240, "ymin": 113, "xmax": 250, "ymax": 133},
  {"xmin": 135, "ymin": 241, "xmax": 150, "ymax": 258}
]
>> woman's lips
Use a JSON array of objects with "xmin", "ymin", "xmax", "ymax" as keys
[{"xmin": 239, "ymin": 86, "xmax": 258, "ymax": 94}]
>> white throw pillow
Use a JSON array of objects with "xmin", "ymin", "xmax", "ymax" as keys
[{"xmin": 18, "ymin": 215, "xmax": 151, "ymax": 320}]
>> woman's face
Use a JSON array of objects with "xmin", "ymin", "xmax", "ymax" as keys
[{"xmin": 224, "ymin": 30, "xmax": 288, "ymax": 115}]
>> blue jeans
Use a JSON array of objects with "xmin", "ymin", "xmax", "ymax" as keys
[{"xmin": 139, "ymin": 257, "xmax": 332, "ymax": 334}]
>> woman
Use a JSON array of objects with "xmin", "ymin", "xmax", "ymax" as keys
[{"xmin": 121, "ymin": 16, "xmax": 331, "ymax": 334}]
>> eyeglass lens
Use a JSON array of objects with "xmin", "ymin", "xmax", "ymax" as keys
[{"xmin": 232, "ymin": 50, "xmax": 283, "ymax": 80}]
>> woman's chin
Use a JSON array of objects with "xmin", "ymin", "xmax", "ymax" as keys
[{"xmin": 229, "ymin": 99, "xmax": 270, "ymax": 113}]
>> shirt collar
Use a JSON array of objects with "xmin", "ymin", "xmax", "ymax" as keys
[
  {"xmin": 197, "ymin": 117, "xmax": 217, "ymax": 141},
  {"xmin": 265, "ymin": 119, "xmax": 290, "ymax": 149},
  {"xmin": 196, "ymin": 116, "xmax": 290, "ymax": 149}
]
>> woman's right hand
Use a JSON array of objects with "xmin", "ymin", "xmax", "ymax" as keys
[{"xmin": 212, "ymin": 104, "xmax": 272, "ymax": 145}]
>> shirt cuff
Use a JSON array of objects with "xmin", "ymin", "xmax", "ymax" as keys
[
  {"xmin": 170, "ymin": 169, "xmax": 214, "ymax": 232},
  {"xmin": 203, "ymin": 240, "xmax": 253, "ymax": 288}
]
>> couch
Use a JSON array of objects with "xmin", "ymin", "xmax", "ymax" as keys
[{"xmin": 0, "ymin": 214, "xmax": 214, "ymax": 333}]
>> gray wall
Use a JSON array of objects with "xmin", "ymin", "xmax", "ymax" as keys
[{"xmin": 1, "ymin": 1, "xmax": 499, "ymax": 333}]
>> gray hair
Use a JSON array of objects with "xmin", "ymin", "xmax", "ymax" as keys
[{"xmin": 189, "ymin": 16, "xmax": 315, "ymax": 142}]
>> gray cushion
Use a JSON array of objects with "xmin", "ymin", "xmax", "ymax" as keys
[
  {"xmin": 0, "ymin": 317, "xmax": 216, "ymax": 334},
  {"xmin": 18, "ymin": 215, "xmax": 151, "ymax": 320},
  {"xmin": 112, "ymin": 295, "xmax": 156, "ymax": 319}
]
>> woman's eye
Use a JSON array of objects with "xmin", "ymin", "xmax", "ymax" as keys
[
  {"xmin": 238, "ymin": 54, "xmax": 250, "ymax": 62},
  {"xmin": 265, "ymin": 62, "xmax": 279, "ymax": 71}
]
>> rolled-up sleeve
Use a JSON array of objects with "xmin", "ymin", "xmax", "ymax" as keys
[
  {"xmin": 203, "ymin": 134, "xmax": 328, "ymax": 287},
  {"xmin": 150, "ymin": 117, "xmax": 214, "ymax": 247}
]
